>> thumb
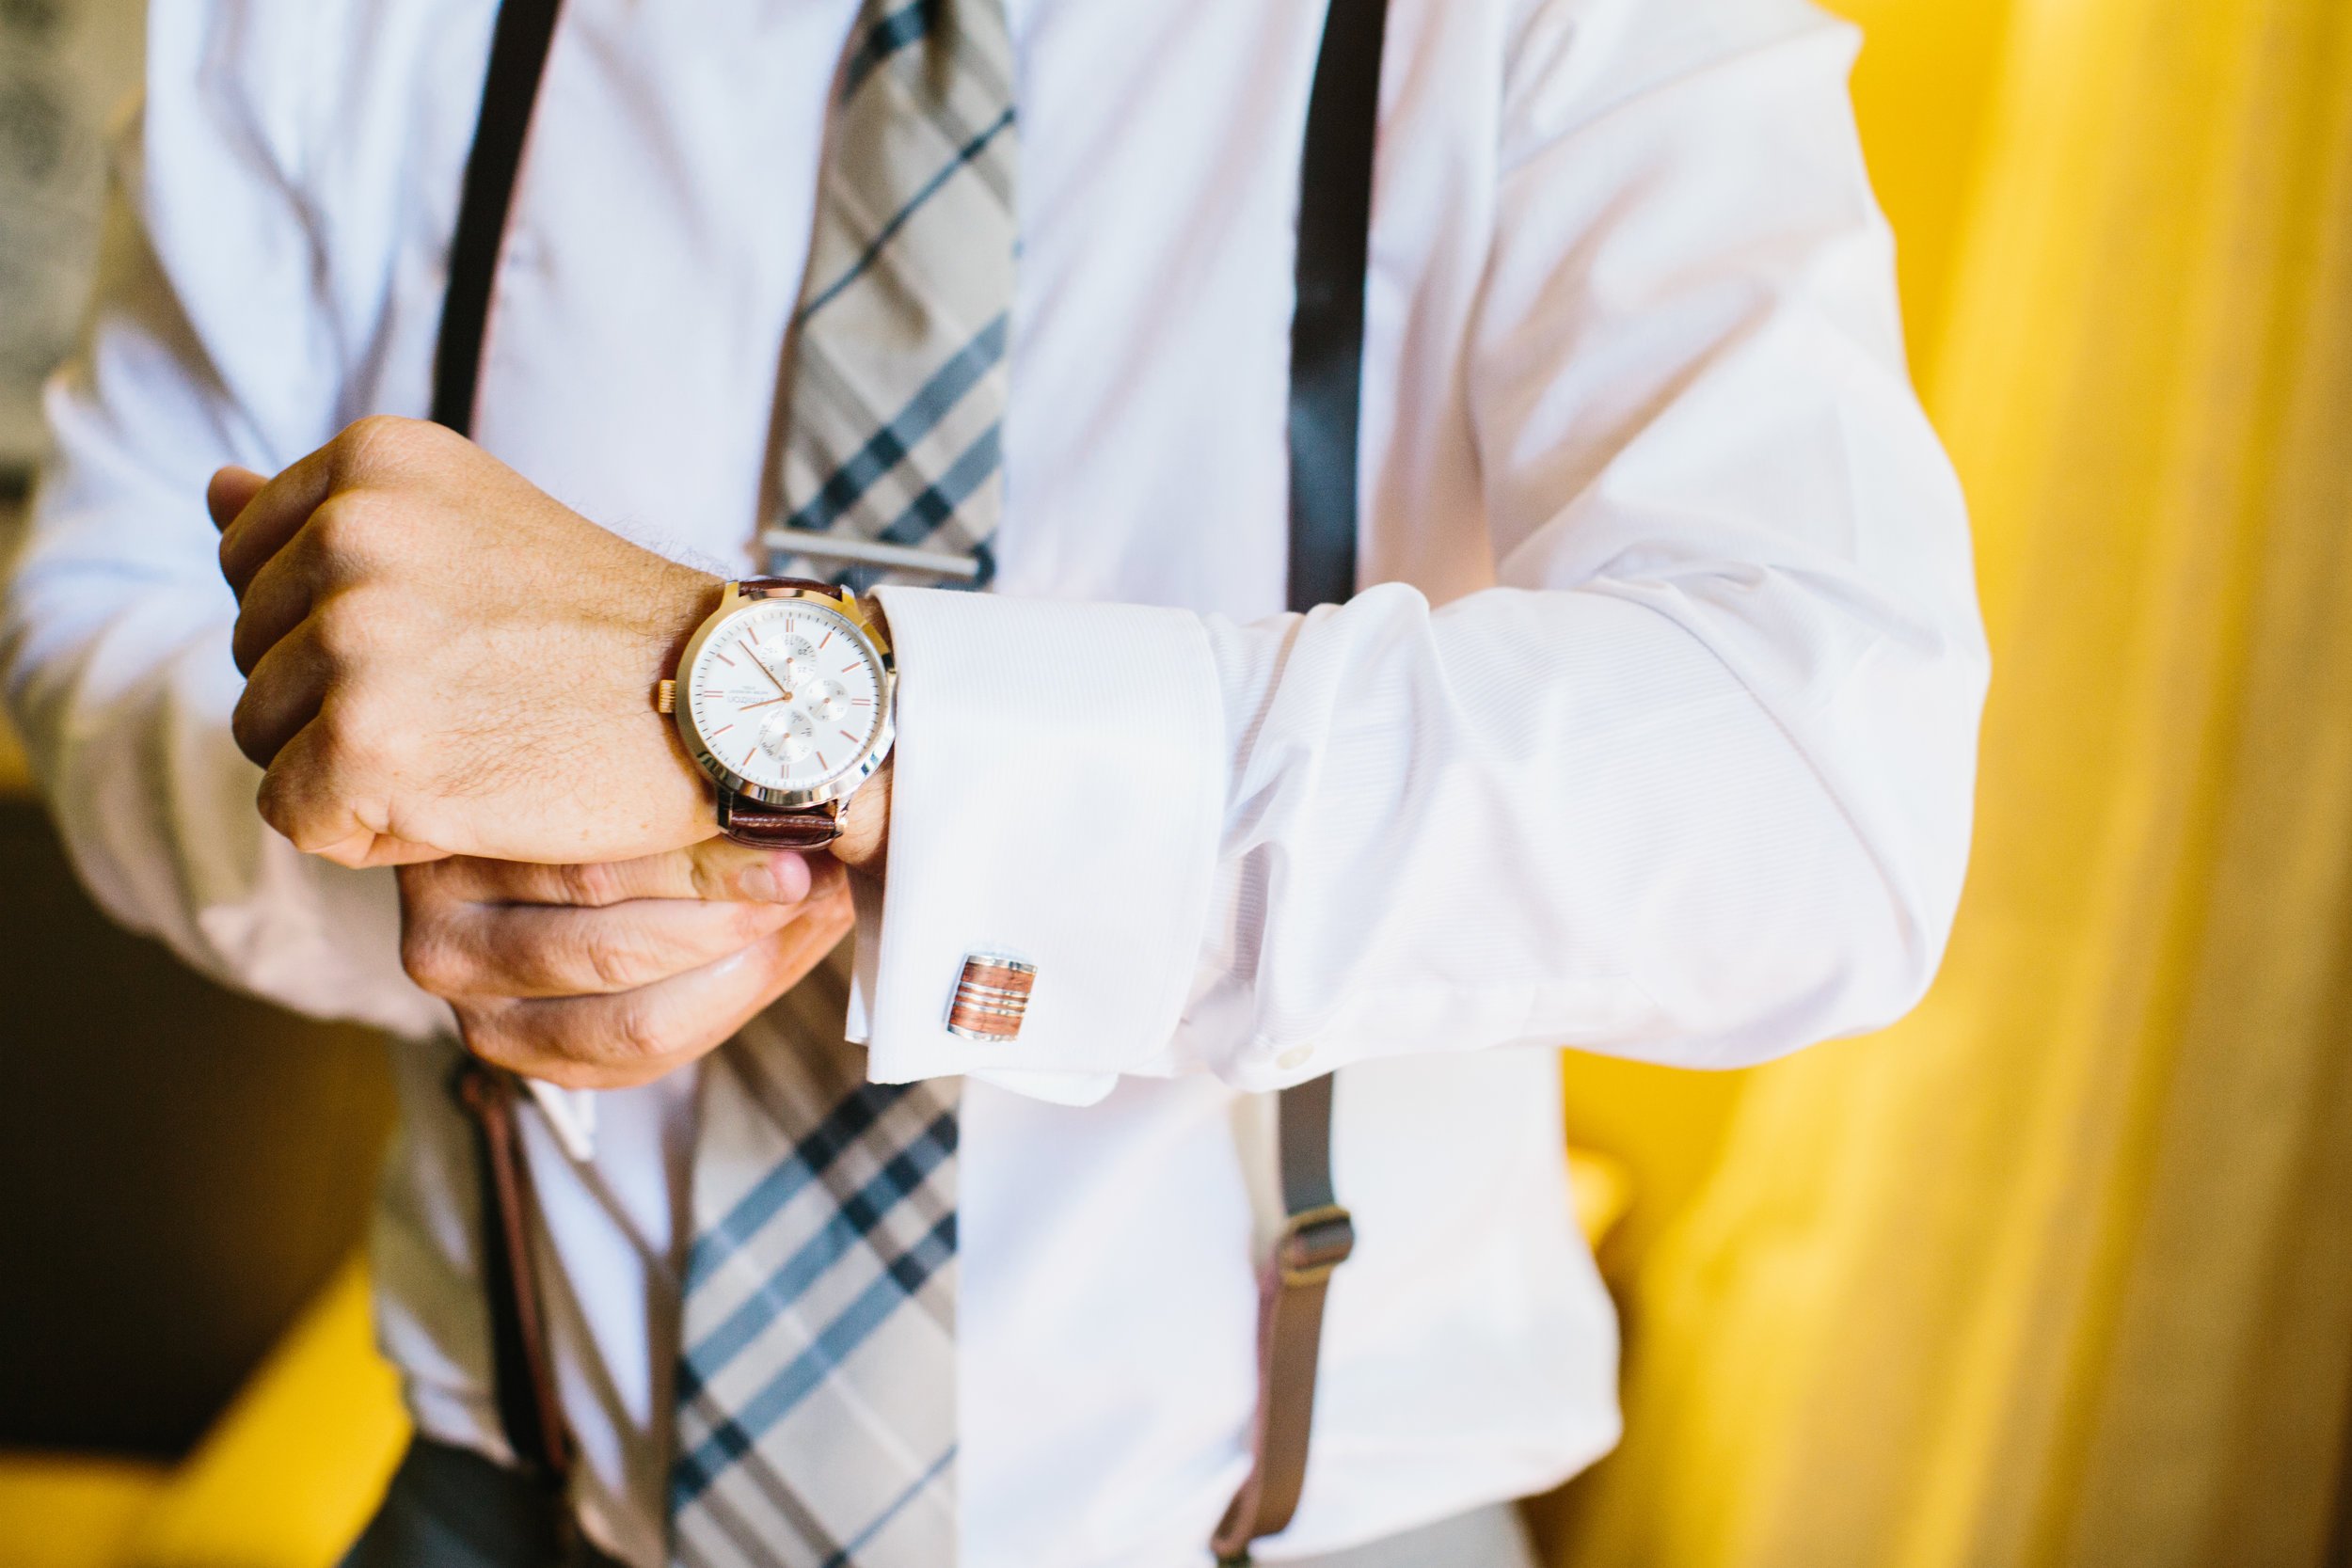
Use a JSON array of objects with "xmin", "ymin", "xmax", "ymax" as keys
[
  {"xmin": 207, "ymin": 465, "xmax": 269, "ymax": 531},
  {"xmin": 681, "ymin": 835, "xmax": 830, "ymax": 905}
]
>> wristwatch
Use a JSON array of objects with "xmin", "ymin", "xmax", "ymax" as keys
[{"xmin": 657, "ymin": 577, "xmax": 897, "ymax": 848}]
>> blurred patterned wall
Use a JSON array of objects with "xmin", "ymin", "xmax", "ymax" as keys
[{"xmin": 0, "ymin": 0, "xmax": 143, "ymax": 477}]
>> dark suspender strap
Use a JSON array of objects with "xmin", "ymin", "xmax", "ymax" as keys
[
  {"xmin": 1284, "ymin": 0, "xmax": 1389, "ymax": 612},
  {"xmin": 433, "ymin": 0, "xmax": 577, "ymax": 1503},
  {"xmin": 453, "ymin": 1061, "xmax": 576, "ymax": 1490},
  {"xmin": 1215, "ymin": 1, "xmax": 1389, "ymax": 1560},
  {"xmin": 432, "ymin": 0, "xmax": 563, "ymax": 437}
]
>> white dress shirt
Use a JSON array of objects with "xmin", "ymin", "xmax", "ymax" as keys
[{"xmin": 1, "ymin": 0, "xmax": 1986, "ymax": 1562}]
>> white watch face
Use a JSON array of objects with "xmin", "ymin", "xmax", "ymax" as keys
[{"xmin": 682, "ymin": 598, "xmax": 889, "ymax": 798}]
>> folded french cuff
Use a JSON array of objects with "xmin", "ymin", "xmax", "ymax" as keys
[{"xmin": 861, "ymin": 587, "xmax": 1225, "ymax": 1102}]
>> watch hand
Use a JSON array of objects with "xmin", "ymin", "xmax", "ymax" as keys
[{"xmin": 746, "ymin": 653, "xmax": 792, "ymax": 700}]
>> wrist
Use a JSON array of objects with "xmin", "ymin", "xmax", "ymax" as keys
[
  {"xmin": 831, "ymin": 754, "xmax": 892, "ymax": 870},
  {"xmin": 644, "ymin": 567, "xmax": 729, "ymax": 840},
  {"xmin": 828, "ymin": 594, "xmax": 895, "ymax": 868},
  {"xmin": 656, "ymin": 578, "xmax": 895, "ymax": 853},
  {"xmin": 647, "ymin": 567, "xmax": 727, "ymax": 679}
]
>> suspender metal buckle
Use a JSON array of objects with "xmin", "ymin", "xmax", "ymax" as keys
[{"xmin": 1276, "ymin": 1202, "xmax": 1357, "ymax": 1288}]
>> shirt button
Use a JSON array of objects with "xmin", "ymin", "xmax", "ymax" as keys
[{"xmin": 1276, "ymin": 1045, "xmax": 1314, "ymax": 1070}]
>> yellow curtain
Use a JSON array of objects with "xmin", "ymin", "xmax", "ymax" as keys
[{"xmin": 1551, "ymin": 0, "xmax": 2352, "ymax": 1562}]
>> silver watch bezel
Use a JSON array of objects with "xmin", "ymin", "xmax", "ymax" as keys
[{"xmin": 672, "ymin": 583, "xmax": 897, "ymax": 812}]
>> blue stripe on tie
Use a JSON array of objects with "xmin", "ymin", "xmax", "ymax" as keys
[
  {"xmin": 840, "ymin": 0, "xmax": 930, "ymax": 101},
  {"xmin": 785, "ymin": 315, "xmax": 1009, "ymax": 536},
  {"xmin": 821, "ymin": 1446, "xmax": 956, "ymax": 1568},
  {"xmin": 673, "ymin": 1211, "xmax": 959, "ymax": 1504},
  {"xmin": 879, "ymin": 422, "xmax": 1002, "ymax": 546},
  {"xmin": 820, "ymin": 426, "xmax": 1000, "ymax": 595},
  {"xmin": 684, "ymin": 1082, "xmax": 913, "ymax": 1291},
  {"xmin": 678, "ymin": 1112, "xmax": 957, "ymax": 1400},
  {"xmin": 797, "ymin": 105, "xmax": 1017, "ymax": 325}
]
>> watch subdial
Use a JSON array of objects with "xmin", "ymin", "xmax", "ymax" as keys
[
  {"xmin": 769, "ymin": 635, "xmax": 820, "ymax": 690},
  {"xmin": 758, "ymin": 708, "xmax": 817, "ymax": 765},
  {"xmin": 810, "ymin": 680, "xmax": 851, "ymax": 722}
]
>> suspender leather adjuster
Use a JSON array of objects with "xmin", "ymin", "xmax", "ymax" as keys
[{"xmin": 1277, "ymin": 1204, "xmax": 1357, "ymax": 1288}]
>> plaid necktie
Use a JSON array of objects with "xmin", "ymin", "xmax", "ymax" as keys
[
  {"xmin": 672, "ymin": 1, "xmax": 1014, "ymax": 1561},
  {"xmin": 760, "ymin": 0, "xmax": 1016, "ymax": 594}
]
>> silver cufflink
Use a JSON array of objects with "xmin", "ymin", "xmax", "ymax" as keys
[{"xmin": 946, "ymin": 953, "xmax": 1036, "ymax": 1041}]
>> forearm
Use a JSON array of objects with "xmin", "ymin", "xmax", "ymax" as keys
[
  {"xmin": 852, "ymin": 552, "xmax": 1979, "ymax": 1098},
  {"xmin": 1169, "ymin": 574, "xmax": 1980, "ymax": 1083}
]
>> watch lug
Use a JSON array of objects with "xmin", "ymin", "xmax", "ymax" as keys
[{"xmin": 716, "ymin": 790, "xmax": 847, "ymax": 849}]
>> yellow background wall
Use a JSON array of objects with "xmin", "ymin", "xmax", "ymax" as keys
[{"xmin": 1560, "ymin": 0, "xmax": 2014, "ymax": 1284}]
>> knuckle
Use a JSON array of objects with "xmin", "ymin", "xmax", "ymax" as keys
[
  {"xmin": 453, "ymin": 1006, "xmax": 518, "ymax": 1069},
  {"xmin": 253, "ymin": 767, "xmax": 297, "ymax": 835},
  {"xmin": 580, "ymin": 927, "xmax": 652, "ymax": 991},
  {"xmin": 394, "ymin": 860, "xmax": 447, "ymax": 911},
  {"xmin": 333, "ymin": 415, "xmax": 415, "ymax": 476},
  {"xmin": 229, "ymin": 620, "xmax": 263, "ymax": 678},
  {"xmin": 682, "ymin": 852, "xmax": 723, "ymax": 902},
  {"xmin": 307, "ymin": 700, "xmax": 361, "ymax": 774},
  {"xmin": 311, "ymin": 584, "xmax": 392, "ymax": 666},
  {"xmin": 400, "ymin": 925, "xmax": 468, "ymax": 996},
  {"xmin": 305, "ymin": 494, "xmax": 379, "ymax": 571},
  {"xmin": 559, "ymin": 860, "xmax": 625, "ymax": 909},
  {"xmin": 229, "ymin": 691, "xmax": 270, "ymax": 767},
  {"xmin": 308, "ymin": 594, "xmax": 360, "ymax": 662},
  {"xmin": 607, "ymin": 995, "xmax": 670, "ymax": 1063},
  {"xmin": 321, "ymin": 689, "xmax": 396, "ymax": 771}
]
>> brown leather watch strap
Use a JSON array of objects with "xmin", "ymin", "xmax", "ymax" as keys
[
  {"xmin": 1211, "ymin": 1074, "xmax": 1355, "ymax": 1563},
  {"xmin": 736, "ymin": 576, "xmax": 839, "ymax": 598},
  {"xmin": 716, "ymin": 792, "xmax": 844, "ymax": 848}
]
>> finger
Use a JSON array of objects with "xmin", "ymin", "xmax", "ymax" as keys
[
  {"xmin": 420, "ymin": 840, "xmax": 828, "ymax": 908},
  {"xmin": 207, "ymin": 466, "xmax": 268, "ymax": 531},
  {"xmin": 216, "ymin": 416, "xmax": 452, "ymax": 597},
  {"xmin": 765, "ymin": 875, "xmax": 857, "ymax": 989},
  {"xmin": 230, "ymin": 621, "xmax": 331, "ymax": 768},
  {"xmin": 455, "ymin": 911, "xmax": 844, "ymax": 1090},
  {"xmin": 229, "ymin": 524, "xmax": 326, "ymax": 676},
  {"xmin": 254, "ymin": 709, "xmax": 391, "ymax": 867},
  {"xmin": 404, "ymin": 895, "xmax": 800, "ymax": 1001},
  {"xmin": 216, "ymin": 443, "xmax": 339, "ymax": 599},
  {"xmin": 454, "ymin": 889, "xmax": 855, "ymax": 1089}
]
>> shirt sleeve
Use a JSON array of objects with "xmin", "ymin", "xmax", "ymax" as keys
[
  {"xmin": 0, "ymin": 52, "xmax": 450, "ymax": 1039},
  {"xmin": 860, "ymin": 0, "xmax": 1989, "ymax": 1100}
]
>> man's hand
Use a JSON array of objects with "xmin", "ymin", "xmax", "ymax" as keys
[
  {"xmin": 400, "ymin": 839, "xmax": 852, "ymax": 1089},
  {"xmin": 212, "ymin": 417, "xmax": 721, "ymax": 869}
]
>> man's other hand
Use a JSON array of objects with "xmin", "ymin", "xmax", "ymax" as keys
[
  {"xmin": 211, "ymin": 417, "xmax": 721, "ymax": 868},
  {"xmin": 399, "ymin": 840, "xmax": 853, "ymax": 1089}
]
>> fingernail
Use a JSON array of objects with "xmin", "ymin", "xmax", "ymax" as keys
[{"xmin": 739, "ymin": 857, "xmax": 809, "ymax": 903}]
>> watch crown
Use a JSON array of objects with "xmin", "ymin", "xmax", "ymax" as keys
[{"xmin": 656, "ymin": 678, "xmax": 676, "ymax": 715}]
